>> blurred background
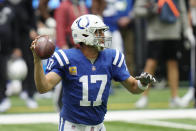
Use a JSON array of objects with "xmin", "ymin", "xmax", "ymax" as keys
[{"xmin": 0, "ymin": 0, "xmax": 196, "ymax": 131}]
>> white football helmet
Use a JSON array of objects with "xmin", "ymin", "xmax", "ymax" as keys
[
  {"xmin": 71, "ymin": 14, "xmax": 112, "ymax": 50},
  {"xmin": 7, "ymin": 58, "xmax": 28, "ymax": 80}
]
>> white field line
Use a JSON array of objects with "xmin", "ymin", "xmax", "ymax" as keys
[
  {"xmin": 132, "ymin": 120, "xmax": 196, "ymax": 131},
  {"xmin": 105, "ymin": 109, "xmax": 196, "ymax": 130},
  {"xmin": 1, "ymin": 109, "xmax": 196, "ymax": 130},
  {"xmin": 104, "ymin": 109, "xmax": 196, "ymax": 121},
  {"xmin": 0, "ymin": 113, "xmax": 59, "ymax": 124}
]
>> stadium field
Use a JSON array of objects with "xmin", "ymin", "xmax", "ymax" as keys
[
  {"xmin": 0, "ymin": 87, "xmax": 196, "ymax": 131},
  {"xmin": 4, "ymin": 86, "xmax": 195, "ymax": 114},
  {"xmin": 0, "ymin": 121, "xmax": 194, "ymax": 131}
]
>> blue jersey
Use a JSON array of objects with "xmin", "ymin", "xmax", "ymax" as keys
[{"xmin": 45, "ymin": 48, "xmax": 130, "ymax": 125}]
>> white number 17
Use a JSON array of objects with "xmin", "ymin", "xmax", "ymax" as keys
[{"xmin": 79, "ymin": 75, "xmax": 107, "ymax": 106}]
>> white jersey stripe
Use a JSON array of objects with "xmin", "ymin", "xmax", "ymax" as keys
[
  {"xmin": 59, "ymin": 50, "xmax": 70, "ymax": 64},
  {"xmin": 54, "ymin": 52, "xmax": 64, "ymax": 66},
  {"xmin": 118, "ymin": 54, "xmax": 124, "ymax": 67},
  {"xmin": 59, "ymin": 117, "xmax": 63, "ymax": 131},
  {"xmin": 61, "ymin": 119, "xmax": 65, "ymax": 131},
  {"xmin": 113, "ymin": 49, "xmax": 119, "ymax": 65}
]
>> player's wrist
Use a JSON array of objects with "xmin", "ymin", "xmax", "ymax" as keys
[
  {"xmin": 33, "ymin": 56, "xmax": 41, "ymax": 64},
  {"xmin": 137, "ymin": 80, "xmax": 148, "ymax": 90}
]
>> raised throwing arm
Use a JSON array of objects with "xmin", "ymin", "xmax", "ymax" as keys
[{"xmin": 30, "ymin": 37, "xmax": 61, "ymax": 93}]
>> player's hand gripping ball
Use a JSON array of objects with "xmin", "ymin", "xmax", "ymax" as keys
[{"xmin": 34, "ymin": 35, "xmax": 55, "ymax": 59}]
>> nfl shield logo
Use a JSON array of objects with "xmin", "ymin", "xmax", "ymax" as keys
[{"xmin": 92, "ymin": 66, "xmax": 96, "ymax": 71}]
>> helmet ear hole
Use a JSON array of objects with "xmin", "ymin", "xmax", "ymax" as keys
[{"xmin": 82, "ymin": 34, "xmax": 89, "ymax": 37}]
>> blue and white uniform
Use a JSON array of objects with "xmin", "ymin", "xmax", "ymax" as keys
[{"xmin": 45, "ymin": 48, "xmax": 130, "ymax": 125}]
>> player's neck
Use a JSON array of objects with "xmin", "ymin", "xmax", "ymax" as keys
[{"xmin": 80, "ymin": 45, "xmax": 99, "ymax": 61}]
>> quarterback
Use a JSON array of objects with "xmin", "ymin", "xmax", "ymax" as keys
[{"xmin": 31, "ymin": 14, "xmax": 155, "ymax": 131}]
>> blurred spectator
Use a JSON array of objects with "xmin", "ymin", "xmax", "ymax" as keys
[
  {"xmin": 192, "ymin": 0, "xmax": 196, "ymax": 108},
  {"xmin": 85, "ymin": 0, "xmax": 92, "ymax": 12},
  {"xmin": 133, "ymin": 0, "xmax": 195, "ymax": 108},
  {"xmin": 8, "ymin": 0, "xmax": 39, "ymax": 109},
  {"xmin": 35, "ymin": 0, "xmax": 91, "ymax": 41},
  {"xmin": 92, "ymin": 0, "xmax": 124, "ymax": 52},
  {"xmin": 37, "ymin": 0, "xmax": 60, "ymax": 21},
  {"xmin": 0, "ymin": 0, "xmax": 15, "ymax": 112},
  {"xmin": 55, "ymin": 0, "xmax": 88, "ymax": 49},
  {"xmin": 92, "ymin": 0, "xmax": 135, "ymax": 74},
  {"xmin": 102, "ymin": 0, "xmax": 125, "ymax": 52},
  {"xmin": 190, "ymin": 0, "xmax": 196, "ymax": 36},
  {"xmin": 91, "ymin": 0, "xmax": 105, "ymax": 16},
  {"xmin": 182, "ymin": 0, "xmax": 196, "ymax": 107},
  {"xmin": 117, "ymin": 0, "xmax": 136, "ymax": 74},
  {"xmin": 33, "ymin": 0, "xmax": 60, "ymax": 40}
]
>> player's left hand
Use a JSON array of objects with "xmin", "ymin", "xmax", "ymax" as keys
[{"xmin": 135, "ymin": 72, "xmax": 156, "ymax": 86}]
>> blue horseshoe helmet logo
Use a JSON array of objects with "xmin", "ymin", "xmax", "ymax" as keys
[{"xmin": 77, "ymin": 16, "xmax": 90, "ymax": 29}]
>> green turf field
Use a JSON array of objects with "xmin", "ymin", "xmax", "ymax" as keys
[
  {"xmin": 157, "ymin": 118, "xmax": 196, "ymax": 125},
  {"xmin": 4, "ymin": 86, "xmax": 194, "ymax": 114},
  {"xmin": 0, "ymin": 121, "xmax": 194, "ymax": 131},
  {"xmin": 1, "ymin": 87, "xmax": 196, "ymax": 131}
]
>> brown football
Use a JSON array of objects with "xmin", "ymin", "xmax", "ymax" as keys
[{"xmin": 35, "ymin": 35, "xmax": 55, "ymax": 59}]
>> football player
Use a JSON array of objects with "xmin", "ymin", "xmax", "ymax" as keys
[{"xmin": 31, "ymin": 14, "xmax": 156, "ymax": 131}]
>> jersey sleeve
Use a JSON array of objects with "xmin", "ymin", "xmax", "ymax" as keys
[
  {"xmin": 45, "ymin": 49, "xmax": 70, "ymax": 78},
  {"xmin": 111, "ymin": 49, "xmax": 130, "ymax": 81}
]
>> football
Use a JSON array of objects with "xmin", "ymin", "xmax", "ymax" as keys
[{"xmin": 35, "ymin": 35, "xmax": 55, "ymax": 59}]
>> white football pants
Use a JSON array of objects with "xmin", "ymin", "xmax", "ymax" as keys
[{"xmin": 59, "ymin": 117, "xmax": 106, "ymax": 131}]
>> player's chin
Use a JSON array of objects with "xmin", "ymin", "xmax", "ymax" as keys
[{"xmin": 96, "ymin": 46, "xmax": 104, "ymax": 51}]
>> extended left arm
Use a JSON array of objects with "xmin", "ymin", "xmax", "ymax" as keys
[{"xmin": 121, "ymin": 72, "xmax": 156, "ymax": 94}]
